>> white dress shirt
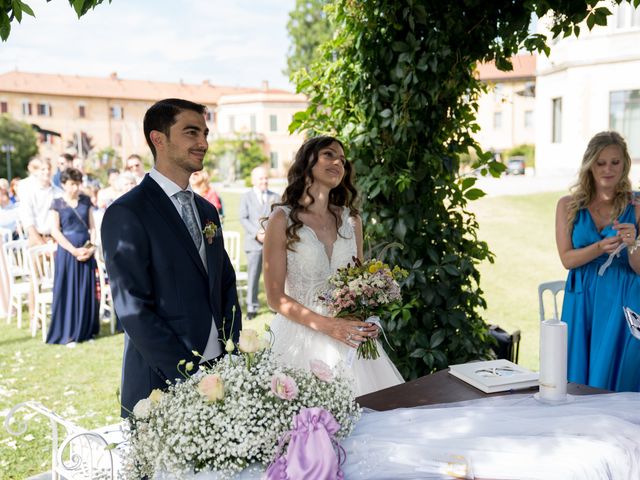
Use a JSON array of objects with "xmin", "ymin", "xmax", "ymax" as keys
[
  {"xmin": 20, "ymin": 183, "xmax": 62, "ymax": 235},
  {"xmin": 148, "ymin": 168, "xmax": 221, "ymax": 361}
]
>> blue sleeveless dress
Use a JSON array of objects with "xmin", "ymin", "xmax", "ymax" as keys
[
  {"xmin": 561, "ymin": 202, "xmax": 640, "ymax": 391},
  {"xmin": 47, "ymin": 195, "xmax": 99, "ymax": 344}
]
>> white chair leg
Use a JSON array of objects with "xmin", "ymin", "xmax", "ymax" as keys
[
  {"xmin": 16, "ymin": 297, "xmax": 22, "ymax": 329},
  {"xmin": 41, "ymin": 303, "xmax": 47, "ymax": 342},
  {"xmin": 31, "ymin": 307, "xmax": 37, "ymax": 338}
]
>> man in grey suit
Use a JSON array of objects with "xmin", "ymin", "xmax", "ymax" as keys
[{"xmin": 239, "ymin": 166, "xmax": 280, "ymax": 319}]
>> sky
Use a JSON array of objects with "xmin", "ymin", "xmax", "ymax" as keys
[{"xmin": 0, "ymin": 0, "xmax": 296, "ymax": 90}]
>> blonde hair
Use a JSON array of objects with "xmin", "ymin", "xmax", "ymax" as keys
[{"xmin": 567, "ymin": 131, "xmax": 632, "ymax": 226}]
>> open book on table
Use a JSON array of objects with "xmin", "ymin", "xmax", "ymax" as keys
[
  {"xmin": 623, "ymin": 306, "xmax": 640, "ymax": 341},
  {"xmin": 448, "ymin": 359, "xmax": 539, "ymax": 394}
]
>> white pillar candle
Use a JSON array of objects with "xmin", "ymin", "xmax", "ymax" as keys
[{"xmin": 538, "ymin": 319, "xmax": 568, "ymax": 402}]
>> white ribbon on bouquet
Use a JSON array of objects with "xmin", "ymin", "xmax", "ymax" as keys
[{"xmin": 345, "ymin": 316, "xmax": 393, "ymax": 368}]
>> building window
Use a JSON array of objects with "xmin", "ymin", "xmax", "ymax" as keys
[
  {"xmin": 229, "ymin": 115, "xmax": 235, "ymax": 132},
  {"xmin": 493, "ymin": 83, "xmax": 505, "ymax": 103},
  {"xmin": 0, "ymin": 101, "xmax": 7, "ymax": 114},
  {"xmin": 114, "ymin": 132, "xmax": 122, "ymax": 147},
  {"xmin": 552, "ymin": 98, "xmax": 562, "ymax": 143},
  {"xmin": 524, "ymin": 110, "xmax": 534, "ymax": 128},
  {"xmin": 493, "ymin": 112, "xmax": 502, "ymax": 129},
  {"xmin": 21, "ymin": 101, "xmax": 32, "ymax": 116},
  {"xmin": 110, "ymin": 105, "xmax": 123, "ymax": 120},
  {"xmin": 78, "ymin": 104, "xmax": 86, "ymax": 118},
  {"xmin": 250, "ymin": 114, "xmax": 257, "ymax": 133},
  {"xmin": 269, "ymin": 114, "xmax": 278, "ymax": 132},
  {"xmin": 39, "ymin": 132, "xmax": 55, "ymax": 145},
  {"xmin": 610, "ymin": 90, "xmax": 640, "ymax": 159},
  {"xmin": 37, "ymin": 103, "xmax": 52, "ymax": 116},
  {"xmin": 270, "ymin": 151, "xmax": 279, "ymax": 169}
]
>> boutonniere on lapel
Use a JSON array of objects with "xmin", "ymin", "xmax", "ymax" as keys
[{"xmin": 202, "ymin": 221, "xmax": 218, "ymax": 245}]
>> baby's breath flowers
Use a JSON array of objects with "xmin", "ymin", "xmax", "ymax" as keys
[{"xmin": 123, "ymin": 330, "xmax": 360, "ymax": 479}]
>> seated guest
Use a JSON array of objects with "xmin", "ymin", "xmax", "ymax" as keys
[
  {"xmin": 190, "ymin": 169, "xmax": 224, "ymax": 221},
  {"xmin": 52, "ymin": 153, "xmax": 74, "ymax": 188},
  {"xmin": 20, "ymin": 159, "xmax": 61, "ymax": 246},
  {"xmin": 47, "ymin": 168, "xmax": 99, "ymax": 345},
  {"xmin": 116, "ymin": 171, "xmax": 137, "ymax": 195},
  {"xmin": 556, "ymin": 131, "xmax": 640, "ymax": 391},
  {"xmin": 0, "ymin": 186, "xmax": 20, "ymax": 236},
  {"xmin": 125, "ymin": 154, "xmax": 146, "ymax": 184},
  {"xmin": 97, "ymin": 168, "xmax": 120, "ymax": 209}
]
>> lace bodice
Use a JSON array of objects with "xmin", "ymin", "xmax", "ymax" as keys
[{"xmin": 277, "ymin": 206, "xmax": 357, "ymax": 314}]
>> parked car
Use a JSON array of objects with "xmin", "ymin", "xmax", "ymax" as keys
[{"xmin": 505, "ymin": 156, "xmax": 526, "ymax": 175}]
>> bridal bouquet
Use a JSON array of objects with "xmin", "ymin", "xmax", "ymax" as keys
[
  {"xmin": 319, "ymin": 257, "xmax": 408, "ymax": 360},
  {"xmin": 122, "ymin": 329, "xmax": 361, "ymax": 480}
]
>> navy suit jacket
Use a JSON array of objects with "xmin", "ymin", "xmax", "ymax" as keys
[{"xmin": 101, "ymin": 175, "xmax": 241, "ymax": 417}]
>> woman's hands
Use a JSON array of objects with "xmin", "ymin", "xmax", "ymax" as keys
[
  {"xmin": 597, "ymin": 236, "xmax": 623, "ymax": 254},
  {"xmin": 613, "ymin": 220, "xmax": 637, "ymax": 248},
  {"xmin": 74, "ymin": 246, "xmax": 95, "ymax": 262},
  {"xmin": 322, "ymin": 315, "xmax": 379, "ymax": 348}
]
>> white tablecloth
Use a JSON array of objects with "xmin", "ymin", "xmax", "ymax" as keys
[{"xmin": 156, "ymin": 392, "xmax": 640, "ymax": 479}]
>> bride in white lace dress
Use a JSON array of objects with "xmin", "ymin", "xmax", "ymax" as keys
[{"xmin": 263, "ymin": 136, "xmax": 403, "ymax": 396}]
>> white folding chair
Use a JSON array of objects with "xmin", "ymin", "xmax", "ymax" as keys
[
  {"xmin": 28, "ymin": 244, "xmax": 56, "ymax": 341},
  {"xmin": 223, "ymin": 230, "xmax": 248, "ymax": 304},
  {"xmin": 95, "ymin": 246, "xmax": 115, "ymax": 334},
  {"xmin": 538, "ymin": 280, "xmax": 566, "ymax": 322},
  {"xmin": 3, "ymin": 239, "xmax": 31, "ymax": 328},
  {"xmin": 0, "ymin": 226, "xmax": 12, "ymax": 244}
]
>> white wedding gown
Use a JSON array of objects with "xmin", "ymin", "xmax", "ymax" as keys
[{"xmin": 269, "ymin": 206, "xmax": 404, "ymax": 396}]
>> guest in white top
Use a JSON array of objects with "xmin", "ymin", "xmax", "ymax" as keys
[
  {"xmin": 20, "ymin": 159, "xmax": 62, "ymax": 246},
  {"xmin": 15, "ymin": 157, "xmax": 43, "ymax": 202}
]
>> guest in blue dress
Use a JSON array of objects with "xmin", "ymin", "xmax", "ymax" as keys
[
  {"xmin": 47, "ymin": 168, "xmax": 99, "ymax": 345},
  {"xmin": 557, "ymin": 131, "xmax": 640, "ymax": 391}
]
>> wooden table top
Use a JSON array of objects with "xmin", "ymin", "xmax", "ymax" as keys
[{"xmin": 357, "ymin": 368, "xmax": 610, "ymax": 411}]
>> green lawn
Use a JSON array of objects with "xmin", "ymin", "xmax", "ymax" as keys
[
  {"xmin": 470, "ymin": 190, "xmax": 567, "ymax": 370},
  {"xmin": 0, "ymin": 189, "xmax": 566, "ymax": 478}
]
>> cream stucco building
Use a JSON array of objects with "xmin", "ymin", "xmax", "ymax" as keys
[
  {"xmin": 0, "ymin": 71, "xmax": 307, "ymax": 176},
  {"xmin": 535, "ymin": 2, "xmax": 640, "ymax": 177}
]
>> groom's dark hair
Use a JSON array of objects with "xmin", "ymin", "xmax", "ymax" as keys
[{"xmin": 143, "ymin": 98, "xmax": 207, "ymax": 160}]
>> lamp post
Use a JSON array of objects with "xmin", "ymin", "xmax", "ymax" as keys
[{"xmin": 1, "ymin": 143, "xmax": 15, "ymax": 182}]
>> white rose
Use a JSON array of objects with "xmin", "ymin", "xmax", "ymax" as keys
[
  {"xmin": 238, "ymin": 329, "xmax": 261, "ymax": 353},
  {"xmin": 132, "ymin": 398, "xmax": 152, "ymax": 419}
]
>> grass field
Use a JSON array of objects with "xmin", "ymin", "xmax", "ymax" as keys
[{"xmin": 0, "ymin": 188, "xmax": 566, "ymax": 478}]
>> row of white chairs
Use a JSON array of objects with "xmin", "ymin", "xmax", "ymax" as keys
[{"xmin": 3, "ymin": 240, "xmax": 56, "ymax": 340}]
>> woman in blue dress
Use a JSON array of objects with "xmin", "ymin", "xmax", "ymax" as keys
[
  {"xmin": 47, "ymin": 167, "xmax": 99, "ymax": 344},
  {"xmin": 556, "ymin": 131, "xmax": 640, "ymax": 391}
]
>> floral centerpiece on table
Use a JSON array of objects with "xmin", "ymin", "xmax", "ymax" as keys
[
  {"xmin": 122, "ymin": 328, "xmax": 361, "ymax": 479},
  {"xmin": 319, "ymin": 257, "xmax": 408, "ymax": 360}
]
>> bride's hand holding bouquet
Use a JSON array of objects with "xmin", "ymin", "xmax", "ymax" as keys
[{"xmin": 319, "ymin": 257, "xmax": 408, "ymax": 360}]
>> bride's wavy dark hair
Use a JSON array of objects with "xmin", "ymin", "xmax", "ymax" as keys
[{"xmin": 273, "ymin": 136, "xmax": 359, "ymax": 251}]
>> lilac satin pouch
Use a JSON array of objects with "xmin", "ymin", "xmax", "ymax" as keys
[{"xmin": 264, "ymin": 407, "xmax": 345, "ymax": 480}]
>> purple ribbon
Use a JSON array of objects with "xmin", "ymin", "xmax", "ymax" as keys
[{"xmin": 264, "ymin": 407, "xmax": 345, "ymax": 480}]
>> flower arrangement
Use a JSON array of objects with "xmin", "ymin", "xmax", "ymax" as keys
[
  {"xmin": 123, "ymin": 328, "xmax": 361, "ymax": 479},
  {"xmin": 202, "ymin": 220, "xmax": 218, "ymax": 244},
  {"xmin": 319, "ymin": 257, "xmax": 408, "ymax": 360}
]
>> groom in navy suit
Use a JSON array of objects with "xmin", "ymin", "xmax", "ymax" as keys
[{"xmin": 101, "ymin": 98, "xmax": 241, "ymax": 417}]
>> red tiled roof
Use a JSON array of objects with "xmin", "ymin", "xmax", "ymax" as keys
[
  {"xmin": 0, "ymin": 70, "xmax": 293, "ymax": 104},
  {"xmin": 476, "ymin": 54, "xmax": 536, "ymax": 81}
]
